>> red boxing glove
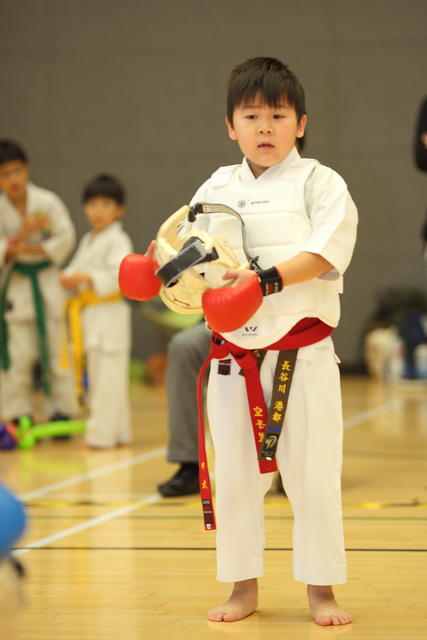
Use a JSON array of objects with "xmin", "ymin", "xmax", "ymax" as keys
[
  {"xmin": 119, "ymin": 253, "xmax": 161, "ymax": 301},
  {"xmin": 202, "ymin": 274, "xmax": 263, "ymax": 333}
]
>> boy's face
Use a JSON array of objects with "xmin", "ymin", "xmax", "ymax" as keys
[
  {"xmin": 0, "ymin": 160, "xmax": 29, "ymax": 202},
  {"xmin": 84, "ymin": 196, "xmax": 124, "ymax": 232},
  {"xmin": 225, "ymin": 95, "xmax": 307, "ymax": 178}
]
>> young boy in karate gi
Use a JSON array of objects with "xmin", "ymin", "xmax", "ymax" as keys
[
  {"xmin": 119, "ymin": 56, "xmax": 358, "ymax": 626},
  {"xmin": 0, "ymin": 139, "xmax": 76, "ymax": 423},
  {"xmin": 188, "ymin": 57, "xmax": 358, "ymax": 626},
  {"xmin": 59, "ymin": 174, "xmax": 133, "ymax": 448}
]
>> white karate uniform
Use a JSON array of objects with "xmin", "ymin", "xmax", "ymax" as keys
[
  {"xmin": 63, "ymin": 221, "xmax": 133, "ymax": 448},
  {"xmin": 0, "ymin": 182, "xmax": 77, "ymax": 419},
  {"xmin": 190, "ymin": 148, "xmax": 358, "ymax": 584}
]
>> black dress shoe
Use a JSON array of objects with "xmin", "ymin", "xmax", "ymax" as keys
[{"xmin": 157, "ymin": 463, "xmax": 199, "ymax": 497}]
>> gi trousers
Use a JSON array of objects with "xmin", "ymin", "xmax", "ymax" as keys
[
  {"xmin": 85, "ymin": 345, "xmax": 131, "ymax": 448},
  {"xmin": 0, "ymin": 319, "xmax": 77, "ymax": 420},
  {"xmin": 207, "ymin": 336, "xmax": 347, "ymax": 585}
]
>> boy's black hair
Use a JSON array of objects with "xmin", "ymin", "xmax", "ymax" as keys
[
  {"xmin": 227, "ymin": 57, "xmax": 306, "ymax": 124},
  {"xmin": 82, "ymin": 173, "xmax": 126, "ymax": 205},
  {"xmin": 0, "ymin": 139, "xmax": 28, "ymax": 166}
]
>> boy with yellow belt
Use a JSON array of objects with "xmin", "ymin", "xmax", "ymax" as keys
[{"xmin": 60, "ymin": 174, "xmax": 133, "ymax": 449}]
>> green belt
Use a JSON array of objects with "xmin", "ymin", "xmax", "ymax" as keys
[{"xmin": 0, "ymin": 260, "xmax": 52, "ymax": 395}]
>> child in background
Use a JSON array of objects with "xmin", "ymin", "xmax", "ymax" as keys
[
  {"xmin": 60, "ymin": 174, "xmax": 133, "ymax": 448},
  {"xmin": 0, "ymin": 139, "xmax": 76, "ymax": 423}
]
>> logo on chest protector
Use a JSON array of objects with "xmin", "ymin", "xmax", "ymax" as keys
[{"xmin": 244, "ymin": 326, "xmax": 258, "ymax": 334}]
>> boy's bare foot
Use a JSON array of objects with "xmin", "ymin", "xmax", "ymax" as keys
[
  {"xmin": 208, "ymin": 578, "xmax": 258, "ymax": 622},
  {"xmin": 307, "ymin": 585, "xmax": 352, "ymax": 626}
]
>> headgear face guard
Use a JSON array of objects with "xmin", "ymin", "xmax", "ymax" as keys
[{"xmin": 154, "ymin": 203, "xmax": 260, "ymax": 314}]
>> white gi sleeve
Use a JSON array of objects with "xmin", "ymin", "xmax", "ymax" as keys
[
  {"xmin": 41, "ymin": 193, "xmax": 76, "ymax": 266},
  {"xmin": 86, "ymin": 231, "xmax": 133, "ymax": 297},
  {"xmin": 63, "ymin": 233, "xmax": 90, "ymax": 273},
  {"xmin": 302, "ymin": 165, "xmax": 358, "ymax": 277}
]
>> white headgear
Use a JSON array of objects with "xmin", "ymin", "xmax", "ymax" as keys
[{"xmin": 154, "ymin": 203, "xmax": 260, "ymax": 314}]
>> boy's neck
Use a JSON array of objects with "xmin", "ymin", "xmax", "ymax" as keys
[
  {"xmin": 90, "ymin": 220, "xmax": 118, "ymax": 234},
  {"xmin": 247, "ymin": 160, "xmax": 268, "ymax": 179},
  {"xmin": 246, "ymin": 147, "xmax": 297, "ymax": 179},
  {"xmin": 9, "ymin": 188, "xmax": 27, "ymax": 215}
]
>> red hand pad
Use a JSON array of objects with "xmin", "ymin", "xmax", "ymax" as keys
[
  {"xmin": 202, "ymin": 274, "xmax": 263, "ymax": 333},
  {"xmin": 119, "ymin": 253, "xmax": 161, "ymax": 301}
]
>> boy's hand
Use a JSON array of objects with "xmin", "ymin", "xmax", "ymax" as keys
[
  {"xmin": 59, "ymin": 272, "xmax": 92, "ymax": 291},
  {"xmin": 145, "ymin": 240, "xmax": 156, "ymax": 258},
  {"xmin": 202, "ymin": 273, "xmax": 263, "ymax": 333},
  {"xmin": 5, "ymin": 237, "xmax": 21, "ymax": 261},
  {"xmin": 18, "ymin": 212, "xmax": 50, "ymax": 240},
  {"xmin": 223, "ymin": 268, "xmax": 254, "ymax": 286},
  {"xmin": 5, "ymin": 237, "xmax": 46, "ymax": 260},
  {"xmin": 203, "ymin": 266, "xmax": 283, "ymax": 332}
]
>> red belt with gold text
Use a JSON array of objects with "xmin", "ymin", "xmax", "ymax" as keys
[{"xmin": 197, "ymin": 318, "xmax": 333, "ymax": 530}]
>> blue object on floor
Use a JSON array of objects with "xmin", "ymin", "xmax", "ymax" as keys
[{"xmin": 0, "ymin": 485, "xmax": 27, "ymax": 555}]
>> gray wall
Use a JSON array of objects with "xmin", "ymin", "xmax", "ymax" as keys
[{"xmin": 1, "ymin": 0, "xmax": 426, "ymax": 365}]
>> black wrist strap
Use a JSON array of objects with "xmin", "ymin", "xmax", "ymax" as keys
[{"xmin": 257, "ymin": 266, "xmax": 283, "ymax": 296}]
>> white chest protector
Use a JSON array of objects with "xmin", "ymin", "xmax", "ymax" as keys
[{"xmin": 193, "ymin": 158, "xmax": 344, "ymax": 346}]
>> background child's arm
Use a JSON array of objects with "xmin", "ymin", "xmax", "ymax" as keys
[
  {"xmin": 59, "ymin": 272, "xmax": 93, "ymax": 291},
  {"xmin": 15, "ymin": 212, "xmax": 50, "ymax": 240},
  {"xmin": 3, "ymin": 212, "xmax": 51, "ymax": 260},
  {"xmin": 4, "ymin": 238, "xmax": 48, "ymax": 260}
]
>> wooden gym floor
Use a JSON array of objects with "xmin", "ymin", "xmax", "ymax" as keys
[{"xmin": 1, "ymin": 375, "xmax": 426, "ymax": 640}]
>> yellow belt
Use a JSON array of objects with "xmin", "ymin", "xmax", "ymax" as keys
[{"xmin": 61, "ymin": 289, "xmax": 122, "ymax": 404}]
